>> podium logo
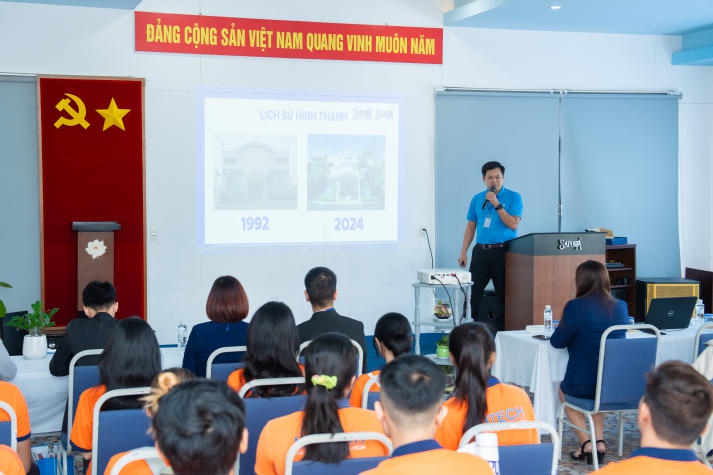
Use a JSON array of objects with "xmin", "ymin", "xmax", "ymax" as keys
[{"xmin": 558, "ymin": 237, "xmax": 582, "ymax": 251}]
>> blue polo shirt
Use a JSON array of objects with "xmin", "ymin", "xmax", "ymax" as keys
[{"xmin": 466, "ymin": 187, "xmax": 523, "ymax": 244}]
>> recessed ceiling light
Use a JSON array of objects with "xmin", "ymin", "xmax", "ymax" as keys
[{"xmin": 549, "ymin": 4, "xmax": 562, "ymax": 10}]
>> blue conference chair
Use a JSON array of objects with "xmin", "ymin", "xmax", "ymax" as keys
[
  {"xmin": 557, "ymin": 323, "xmax": 659, "ymax": 471},
  {"xmin": 0, "ymin": 400, "xmax": 18, "ymax": 450},
  {"xmin": 284, "ymin": 432, "xmax": 393, "ymax": 475},
  {"xmin": 459, "ymin": 421, "xmax": 560, "ymax": 475},
  {"xmin": 206, "ymin": 345, "xmax": 247, "ymax": 380},
  {"xmin": 63, "ymin": 349, "xmax": 103, "ymax": 452},
  {"xmin": 90, "ymin": 386, "xmax": 153, "ymax": 475},
  {"xmin": 360, "ymin": 374, "xmax": 381, "ymax": 410},
  {"xmin": 238, "ymin": 378, "xmax": 308, "ymax": 475},
  {"xmin": 694, "ymin": 323, "xmax": 713, "ymax": 358}
]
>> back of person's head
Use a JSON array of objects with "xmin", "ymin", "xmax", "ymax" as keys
[
  {"xmin": 378, "ymin": 355, "xmax": 445, "ymax": 431},
  {"xmin": 100, "ymin": 317, "xmax": 161, "ymax": 408},
  {"xmin": 143, "ymin": 367, "xmax": 196, "ymax": 417},
  {"xmin": 373, "ymin": 312, "xmax": 412, "ymax": 360},
  {"xmin": 304, "ymin": 267, "xmax": 337, "ymax": 308},
  {"xmin": 153, "ymin": 379, "xmax": 247, "ymax": 475},
  {"xmin": 301, "ymin": 332, "xmax": 357, "ymax": 463},
  {"xmin": 244, "ymin": 301, "xmax": 303, "ymax": 397},
  {"xmin": 449, "ymin": 322, "xmax": 495, "ymax": 432},
  {"xmin": 481, "ymin": 161, "xmax": 504, "ymax": 177},
  {"xmin": 82, "ymin": 280, "xmax": 116, "ymax": 310},
  {"xmin": 575, "ymin": 260, "xmax": 612, "ymax": 300},
  {"xmin": 643, "ymin": 361, "xmax": 713, "ymax": 446},
  {"xmin": 206, "ymin": 275, "xmax": 249, "ymax": 323}
]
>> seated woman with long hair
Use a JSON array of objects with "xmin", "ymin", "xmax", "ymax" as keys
[
  {"xmin": 104, "ymin": 367, "xmax": 197, "ymax": 475},
  {"xmin": 227, "ymin": 301, "xmax": 304, "ymax": 397},
  {"xmin": 349, "ymin": 312, "xmax": 412, "ymax": 408},
  {"xmin": 255, "ymin": 332, "xmax": 388, "ymax": 475},
  {"xmin": 182, "ymin": 275, "xmax": 249, "ymax": 377},
  {"xmin": 550, "ymin": 259, "xmax": 629, "ymax": 465},
  {"xmin": 70, "ymin": 317, "xmax": 162, "ymax": 474},
  {"xmin": 434, "ymin": 322, "xmax": 537, "ymax": 450}
]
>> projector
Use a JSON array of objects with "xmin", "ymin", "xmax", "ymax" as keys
[{"xmin": 417, "ymin": 269, "xmax": 472, "ymax": 285}]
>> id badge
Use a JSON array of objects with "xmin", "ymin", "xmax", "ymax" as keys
[{"xmin": 483, "ymin": 216, "xmax": 492, "ymax": 228}]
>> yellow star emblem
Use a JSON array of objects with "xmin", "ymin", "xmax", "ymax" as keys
[{"xmin": 96, "ymin": 98, "xmax": 130, "ymax": 131}]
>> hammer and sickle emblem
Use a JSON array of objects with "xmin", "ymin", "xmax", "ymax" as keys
[{"xmin": 54, "ymin": 93, "xmax": 90, "ymax": 129}]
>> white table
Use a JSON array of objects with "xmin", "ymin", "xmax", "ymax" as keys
[
  {"xmin": 8, "ymin": 347, "xmax": 183, "ymax": 434},
  {"xmin": 491, "ymin": 327, "xmax": 697, "ymax": 429}
]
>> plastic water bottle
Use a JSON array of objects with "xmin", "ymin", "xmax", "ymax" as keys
[
  {"xmin": 177, "ymin": 321, "xmax": 188, "ymax": 352},
  {"xmin": 543, "ymin": 305, "xmax": 553, "ymax": 338},
  {"xmin": 696, "ymin": 299, "xmax": 705, "ymax": 327},
  {"xmin": 475, "ymin": 432, "xmax": 500, "ymax": 475}
]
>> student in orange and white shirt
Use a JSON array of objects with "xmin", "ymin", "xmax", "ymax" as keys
[
  {"xmin": 227, "ymin": 301, "xmax": 304, "ymax": 397},
  {"xmin": 255, "ymin": 332, "xmax": 389, "ymax": 475},
  {"xmin": 435, "ymin": 322, "xmax": 537, "ymax": 450},
  {"xmin": 0, "ymin": 382, "xmax": 37, "ymax": 475},
  {"xmin": 104, "ymin": 368, "xmax": 196, "ymax": 475},
  {"xmin": 349, "ymin": 312, "xmax": 412, "ymax": 409},
  {"xmin": 362, "ymin": 355, "xmax": 494, "ymax": 475},
  {"xmin": 594, "ymin": 361, "xmax": 713, "ymax": 474},
  {"xmin": 70, "ymin": 318, "xmax": 161, "ymax": 474}
]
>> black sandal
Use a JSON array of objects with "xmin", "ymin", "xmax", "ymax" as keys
[
  {"xmin": 570, "ymin": 440, "xmax": 593, "ymax": 464},
  {"xmin": 595, "ymin": 439, "xmax": 607, "ymax": 464}
]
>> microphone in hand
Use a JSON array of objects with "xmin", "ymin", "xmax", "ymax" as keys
[{"xmin": 481, "ymin": 185, "xmax": 497, "ymax": 209}]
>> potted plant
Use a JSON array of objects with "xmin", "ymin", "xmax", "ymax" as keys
[
  {"xmin": 436, "ymin": 334, "xmax": 450, "ymax": 358},
  {"xmin": 0, "ymin": 281, "xmax": 10, "ymax": 318},
  {"xmin": 5, "ymin": 300, "xmax": 58, "ymax": 359}
]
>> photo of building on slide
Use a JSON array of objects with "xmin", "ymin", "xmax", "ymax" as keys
[
  {"xmin": 213, "ymin": 135, "xmax": 298, "ymax": 210},
  {"xmin": 307, "ymin": 134, "xmax": 386, "ymax": 210}
]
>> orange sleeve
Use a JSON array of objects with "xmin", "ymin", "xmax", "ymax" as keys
[
  {"xmin": 0, "ymin": 382, "xmax": 31, "ymax": 441},
  {"xmin": 255, "ymin": 416, "xmax": 293, "ymax": 475},
  {"xmin": 104, "ymin": 452, "xmax": 154, "ymax": 475},
  {"xmin": 484, "ymin": 384, "xmax": 538, "ymax": 445},
  {"xmin": 227, "ymin": 368, "xmax": 247, "ymax": 394},
  {"xmin": 70, "ymin": 385, "xmax": 106, "ymax": 453},
  {"xmin": 0, "ymin": 445, "xmax": 25, "ymax": 475},
  {"xmin": 434, "ymin": 398, "xmax": 467, "ymax": 450}
]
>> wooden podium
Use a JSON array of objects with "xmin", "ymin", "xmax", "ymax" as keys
[
  {"xmin": 504, "ymin": 232, "xmax": 606, "ymax": 330},
  {"xmin": 72, "ymin": 221, "xmax": 121, "ymax": 312}
]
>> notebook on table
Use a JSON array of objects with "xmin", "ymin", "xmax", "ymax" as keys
[{"xmin": 644, "ymin": 296, "xmax": 697, "ymax": 331}]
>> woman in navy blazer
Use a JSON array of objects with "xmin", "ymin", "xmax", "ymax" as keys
[
  {"xmin": 550, "ymin": 260, "xmax": 628, "ymax": 465},
  {"xmin": 182, "ymin": 275, "xmax": 249, "ymax": 377}
]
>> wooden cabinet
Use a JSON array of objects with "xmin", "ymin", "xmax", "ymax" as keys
[{"xmin": 606, "ymin": 244, "xmax": 636, "ymax": 315}]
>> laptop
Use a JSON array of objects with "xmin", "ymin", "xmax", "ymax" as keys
[{"xmin": 644, "ymin": 296, "xmax": 697, "ymax": 331}]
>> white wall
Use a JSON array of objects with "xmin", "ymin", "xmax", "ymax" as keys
[{"xmin": 1, "ymin": 1, "xmax": 711, "ymax": 343}]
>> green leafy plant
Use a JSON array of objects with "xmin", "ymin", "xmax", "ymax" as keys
[
  {"xmin": 436, "ymin": 334, "xmax": 449, "ymax": 347},
  {"xmin": 0, "ymin": 281, "xmax": 11, "ymax": 318},
  {"xmin": 5, "ymin": 300, "xmax": 58, "ymax": 336}
]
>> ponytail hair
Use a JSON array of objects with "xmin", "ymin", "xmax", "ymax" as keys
[
  {"xmin": 142, "ymin": 367, "xmax": 196, "ymax": 417},
  {"xmin": 301, "ymin": 332, "xmax": 357, "ymax": 463},
  {"xmin": 373, "ymin": 312, "xmax": 412, "ymax": 359},
  {"xmin": 449, "ymin": 322, "xmax": 495, "ymax": 433}
]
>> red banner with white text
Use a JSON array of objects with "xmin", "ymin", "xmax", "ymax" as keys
[
  {"xmin": 134, "ymin": 11, "xmax": 442, "ymax": 64},
  {"xmin": 38, "ymin": 77, "xmax": 145, "ymax": 325}
]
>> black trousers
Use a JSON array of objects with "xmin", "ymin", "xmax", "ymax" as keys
[{"xmin": 469, "ymin": 246, "xmax": 506, "ymax": 322}]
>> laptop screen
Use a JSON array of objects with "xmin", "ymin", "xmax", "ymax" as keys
[{"xmin": 644, "ymin": 297, "xmax": 697, "ymax": 330}]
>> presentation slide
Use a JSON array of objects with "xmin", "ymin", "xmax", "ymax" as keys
[{"xmin": 202, "ymin": 93, "xmax": 400, "ymax": 245}]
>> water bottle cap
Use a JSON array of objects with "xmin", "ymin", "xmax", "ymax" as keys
[{"xmin": 545, "ymin": 305, "xmax": 551, "ymax": 310}]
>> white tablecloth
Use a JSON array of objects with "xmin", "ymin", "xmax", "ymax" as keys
[
  {"xmin": 491, "ymin": 327, "xmax": 697, "ymax": 429},
  {"xmin": 8, "ymin": 347, "xmax": 183, "ymax": 434}
]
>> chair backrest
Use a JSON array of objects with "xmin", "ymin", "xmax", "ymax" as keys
[
  {"xmin": 595, "ymin": 324, "xmax": 659, "ymax": 411},
  {"xmin": 695, "ymin": 323, "xmax": 713, "ymax": 358},
  {"xmin": 91, "ymin": 387, "xmax": 153, "ymax": 475},
  {"xmin": 239, "ymin": 393, "xmax": 308, "ymax": 475},
  {"xmin": 107, "ymin": 446, "xmax": 163, "ymax": 475},
  {"xmin": 238, "ymin": 376, "xmax": 307, "ymax": 398},
  {"xmin": 66, "ymin": 349, "xmax": 103, "ymax": 451},
  {"xmin": 206, "ymin": 345, "xmax": 247, "ymax": 379},
  {"xmin": 361, "ymin": 375, "xmax": 381, "ymax": 410},
  {"xmin": 299, "ymin": 339, "xmax": 363, "ymax": 377},
  {"xmin": 0, "ymin": 400, "xmax": 18, "ymax": 450},
  {"xmin": 459, "ymin": 421, "xmax": 560, "ymax": 475},
  {"xmin": 285, "ymin": 432, "xmax": 393, "ymax": 475}
]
